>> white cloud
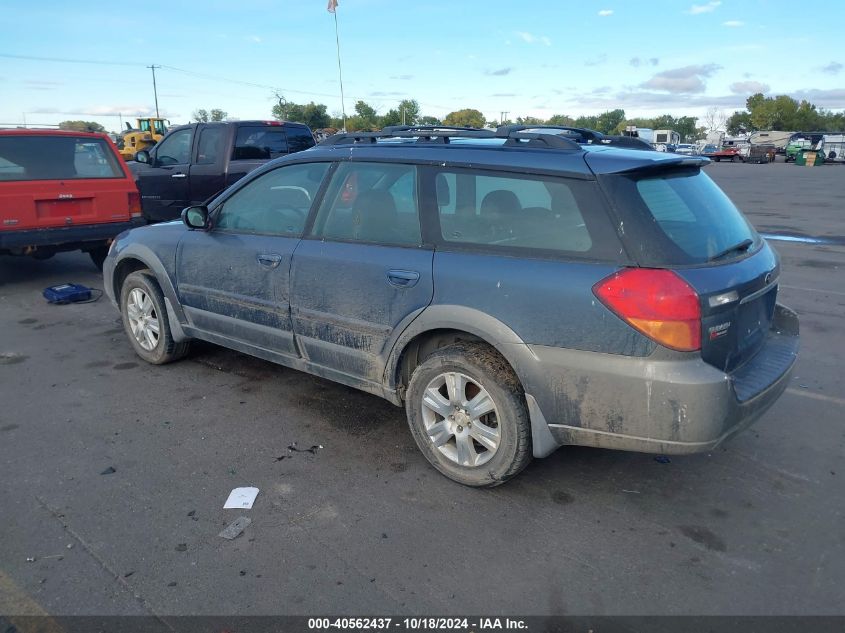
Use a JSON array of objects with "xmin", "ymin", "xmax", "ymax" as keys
[
  {"xmin": 641, "ymin": 64, "xmax": 721, "ymax": 93},
  {"xmin": 598, "ymin": 9, "xmax": 613, "ymax": 16},
  {"xmin": 723, "ymin": 20, "xmax": 744, "ymax": 27},
  {"xmin": 729, "ymin": 80, "xmax": 769, "ymax": 94},
  {"xmin": 820, "ymin": 61, "xmax": 843, "ymax": 75},
  {"xmin": 515, "ymin": 31, "xmax": 551, "ymax": 46},
  {"xmin": 248, "ymin": 35, "xmax": 262, "ymax": 43},
  {"xmin": 688, "ymin": 1, "xmax": 721, "ymax": 14}
]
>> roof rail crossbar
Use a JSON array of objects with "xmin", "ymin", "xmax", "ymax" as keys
[
  {"xmin": 501, "ymin": 131, "xmax": 581, "ymax": 150},
  {"xmin": 496, "ymin": 124, "xmax": 605, "ymax": 143},
  {"xmin": 319, "ymin": 127, "xmax": 497, "ymax": 146}
]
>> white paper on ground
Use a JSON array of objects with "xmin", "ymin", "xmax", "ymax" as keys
[{"xmin": 223, "ymin": 487, "xmax": 259, "ymax": 509}]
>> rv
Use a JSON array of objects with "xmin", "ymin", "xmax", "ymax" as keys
[
  {"xmin": 653, "ymin": 129, "xmax": 681, "ymax": 148},
  {"xmin": 749, "ymin": 130, "xmax": 793, "ymax": 150}
]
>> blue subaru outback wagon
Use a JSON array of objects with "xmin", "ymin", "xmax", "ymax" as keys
[{"xmin": 103, "ymin": 125, "xmax": 799, "ymax": 486}]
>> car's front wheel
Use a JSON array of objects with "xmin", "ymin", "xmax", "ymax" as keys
[
  {"xmin": 405, "ymin": 342, "xmax": 532, "ymax": 487},
  {"xmin": 119, "ymin": 270, "xmax": 189, "ymax": 364}
]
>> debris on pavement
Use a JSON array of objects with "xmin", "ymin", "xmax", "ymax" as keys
[
  {"xmin": 100, "ymin": 466, "xmax": 116, "ymax": 475},
  {"xmin": 175, "ymin": 543, "xmax": 188, "ymax": 552},
  {"xmin": 219, "ymin": 517, "xmax": 252, "ymax": 540},
  {"xmin": 26, "ymin": 557, "xmax": 36, "ymax": 563},
  {"xmin": 654, "ymin": 455, "xmax": 671, "ymax": 464},
  {"xmin": 287, "ymin": 442, "xmax": 323, "ymax": 454},
  {"xmin": 224, "ymin": 487, "xmax": 259, "ymax": 509}
]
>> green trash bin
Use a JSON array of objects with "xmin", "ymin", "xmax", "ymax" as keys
[{"xmin": 795, "ymin": 149, "xmax": 825, "ymax": 166}]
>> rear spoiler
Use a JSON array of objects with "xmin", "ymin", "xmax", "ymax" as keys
[{"xmin": 587, "ymin": 154, "xmax": 711, "ymax": 175}]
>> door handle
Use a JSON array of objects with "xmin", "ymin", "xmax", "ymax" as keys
[
  {"xmin": 257, "ymin": 253, "xmax": 283, "ymax": 269},
  {"xmin": 171, "ymin": 173, "xmax": 187, "ymax": 179},
  {"xmin": 387, "ymin": 269, "xmax": 420, "ymax": 288}
]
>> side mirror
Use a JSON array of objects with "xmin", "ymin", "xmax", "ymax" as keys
[
  {"xmin": 135, "ymin": 149, "xmax": 151, "ymax": 164},
  {"xmin": 182, "ymin": 206, "xmax": 210, "ymax": 230}
]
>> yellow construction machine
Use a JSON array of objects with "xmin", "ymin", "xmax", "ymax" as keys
[{"xmin": 117, "ymin": 117, "xmax": 169, "ymax": 160}]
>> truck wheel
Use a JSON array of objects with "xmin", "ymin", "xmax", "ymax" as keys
[
  {"xmin": 714, "ymin": 157, "xmax": 721, "ymax": 162},
  {"xmin": 405, "ymin": 341, "xmax": 532, "ymax": 487},
  {"xmin": 732, "ymin": 155, "xmax": 738, "ymax": 162},
  {"xmin": 119, "ymin": 270, "xmax": 189, "ymax": 364},
  {"xmin": 88, "ymin": 246, "xmax": 109, "ymax": 271}
]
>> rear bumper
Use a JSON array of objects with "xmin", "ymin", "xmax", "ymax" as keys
[
  {"xmin": 522, "ymin": 304, "xmax": 799, "ymax": 455},
  {"xmin": 0, "ymin": 218, "xmax": 146, "ymax": 252}
]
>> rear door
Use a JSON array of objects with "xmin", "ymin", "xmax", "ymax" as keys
[
  {"xmin": 176, "ymin": 161, "xmax": 331, "ymax": 355},
  {"xmin": 136, "ymin": 127, "xmax": 194, "ymax": 221},
  {"xmin": 289, "ymin": 161, "xmax": 434, "ymax": 383},
  {"xmin": 186, "ymin": 124, "xmax": 227, "ymax": 205},
  {"xmin": 0, "ymin": 134, "xmax": 133, "ymax": 231}
]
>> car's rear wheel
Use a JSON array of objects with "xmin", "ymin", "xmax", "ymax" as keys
[
  {"xmin": 405, "ymin": 342, "xmax": 532, "ymax": 487},
  {"xmin": 88, "ymin": 246, "xmax": 109, "ymax": 271},
  {"xmin": 119, "ymin": 270, "xmax": 189, "ymax": 364}
]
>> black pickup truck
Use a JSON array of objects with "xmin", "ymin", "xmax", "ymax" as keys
[{"xmin": 129, "ymin": 120, "xmax": 315, "ymax": 222}]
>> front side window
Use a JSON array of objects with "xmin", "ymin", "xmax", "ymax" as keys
[
  {"xmin": 215, "ymin": 162, "xmax": 330, "ymax": 236},
  {"xmin": 0, "ymin": 136, "xmax": 123, "ymax": 181},
  {"xmin": 155, "ymin": 129, "xmax": 192, "ymax": 165},
  {"xmin": 311, "ymin": 162, "xmax": 422, "ymax": 246},
  {"xmin": 435, "ymin": 168, "xmax": 593, "ymax": 253}
]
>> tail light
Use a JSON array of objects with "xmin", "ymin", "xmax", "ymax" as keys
[
  {"xmin": 593, "ymin": 268, "xmax": 701, "ymax": 352},
  {"xmin": 128, "ymin": 191, "xmax": 142, "ymax": 218}
]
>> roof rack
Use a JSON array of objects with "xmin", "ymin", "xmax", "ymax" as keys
[
  {"xmin": 319, "ymin": 125, "xmax": 581, "ymax": 150},
  {"xmin": 497, "ymin": 124, "xmax": 652, "ymax": 151}
]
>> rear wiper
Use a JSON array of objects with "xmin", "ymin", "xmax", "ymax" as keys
[{"xmin": 709, "ymin": 238, "xmax": 754, "ymax": 261}]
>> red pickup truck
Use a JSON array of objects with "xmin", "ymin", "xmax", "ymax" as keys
[
  {"xmin": 0, "ymin": 129, "xmax": 144, "ymax": 269},
  {"xmin": 708, "ymin": 146, "xmax": 743, "ymax": 162}
]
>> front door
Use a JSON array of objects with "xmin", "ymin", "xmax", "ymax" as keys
[
  {"xmin": 290, "ymin": 161, "xmax": 434, "ymax": 384},
  {"xmin": 176, "ymin": 161, "xmax": 331, "ymax": 355},
  {"xmin": 136, "ymin": 127, "xmax": 193, "ymax": 222}
]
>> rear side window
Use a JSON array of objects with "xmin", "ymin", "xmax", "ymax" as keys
[
  {"xmin": 434, "ymin": 168, "xmax": 602, "ymax": 255},
  {"xmin": 0, "ymin": 136, "xmax": 124, "ymax": 181},
  {"xmin": 232, "ymin": 126, "xmax": 288, "ymax": 160},
  {"xmin": 618, "ymin": 170, "xmax": 758, "ymax": 265},
  {"xmin": 311, "ymin": 162, "xmax": 422, "ymax": 246},
  {"xmin": 196, "ymin": 126, "xmax": 223, "ymax": 165}
]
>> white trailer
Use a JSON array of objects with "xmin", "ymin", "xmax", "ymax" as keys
[{"xmin": 821, "ymin": 134, "xmax": 845, "ymax": 163}]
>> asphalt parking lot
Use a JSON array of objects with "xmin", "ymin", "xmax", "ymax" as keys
[{"xmin": 1, "ymin": 161, "xmax": 843, "ymax": 619}]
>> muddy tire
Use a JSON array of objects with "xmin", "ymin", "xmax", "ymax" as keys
[
  {"xmin": 405, "ymin": 341, "xmax": 532, "ymax": 487},
  {"xmin": 119, "ymin": 270, "xmax": 189, "ymax": 364}
]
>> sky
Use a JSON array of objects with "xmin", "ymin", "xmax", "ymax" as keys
[{"xmin": 1, "ymin": 0, "xmax": 844, "ymax": 132}]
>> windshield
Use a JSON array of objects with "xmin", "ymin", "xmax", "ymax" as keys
[{"xmin": 601, "ymin": 168, "xmax": 759, "ymax": 266}]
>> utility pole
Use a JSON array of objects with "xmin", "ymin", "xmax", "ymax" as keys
[
  {"xmin": 147, "ymin": 64, "xmax": 161, "ymax": 118},
  {"xmin": 500, "ymin": 111, "xmax": 509, "ymax": 125},
  {"xmin": 402, "ymin": 107, "xmax": 406, "ymax": 125}
]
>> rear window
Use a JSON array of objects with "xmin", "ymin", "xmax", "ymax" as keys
[
  {"xmin": 231, "ymin": 126, "xmax": 314, "ymax": 160},
  {"xmin": 603, "ymin": 169, "xmax": 758, "ymax": 266},
  {"xmin": 0, "ymin": 136, "xmax": 124, "ymax": 181}
]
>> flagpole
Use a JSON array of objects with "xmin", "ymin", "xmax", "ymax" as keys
[{"xmin": 332, "ymin": 8, "xmax": 347, "ymax": 132}]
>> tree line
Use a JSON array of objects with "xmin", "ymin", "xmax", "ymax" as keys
[
  {"xmin": 55, "ymin": 91, "xmax": 844, "ymax": 139},
  {"xmin": 726, "ymin": 94, "xmax": 845, "ymax": 135}
]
